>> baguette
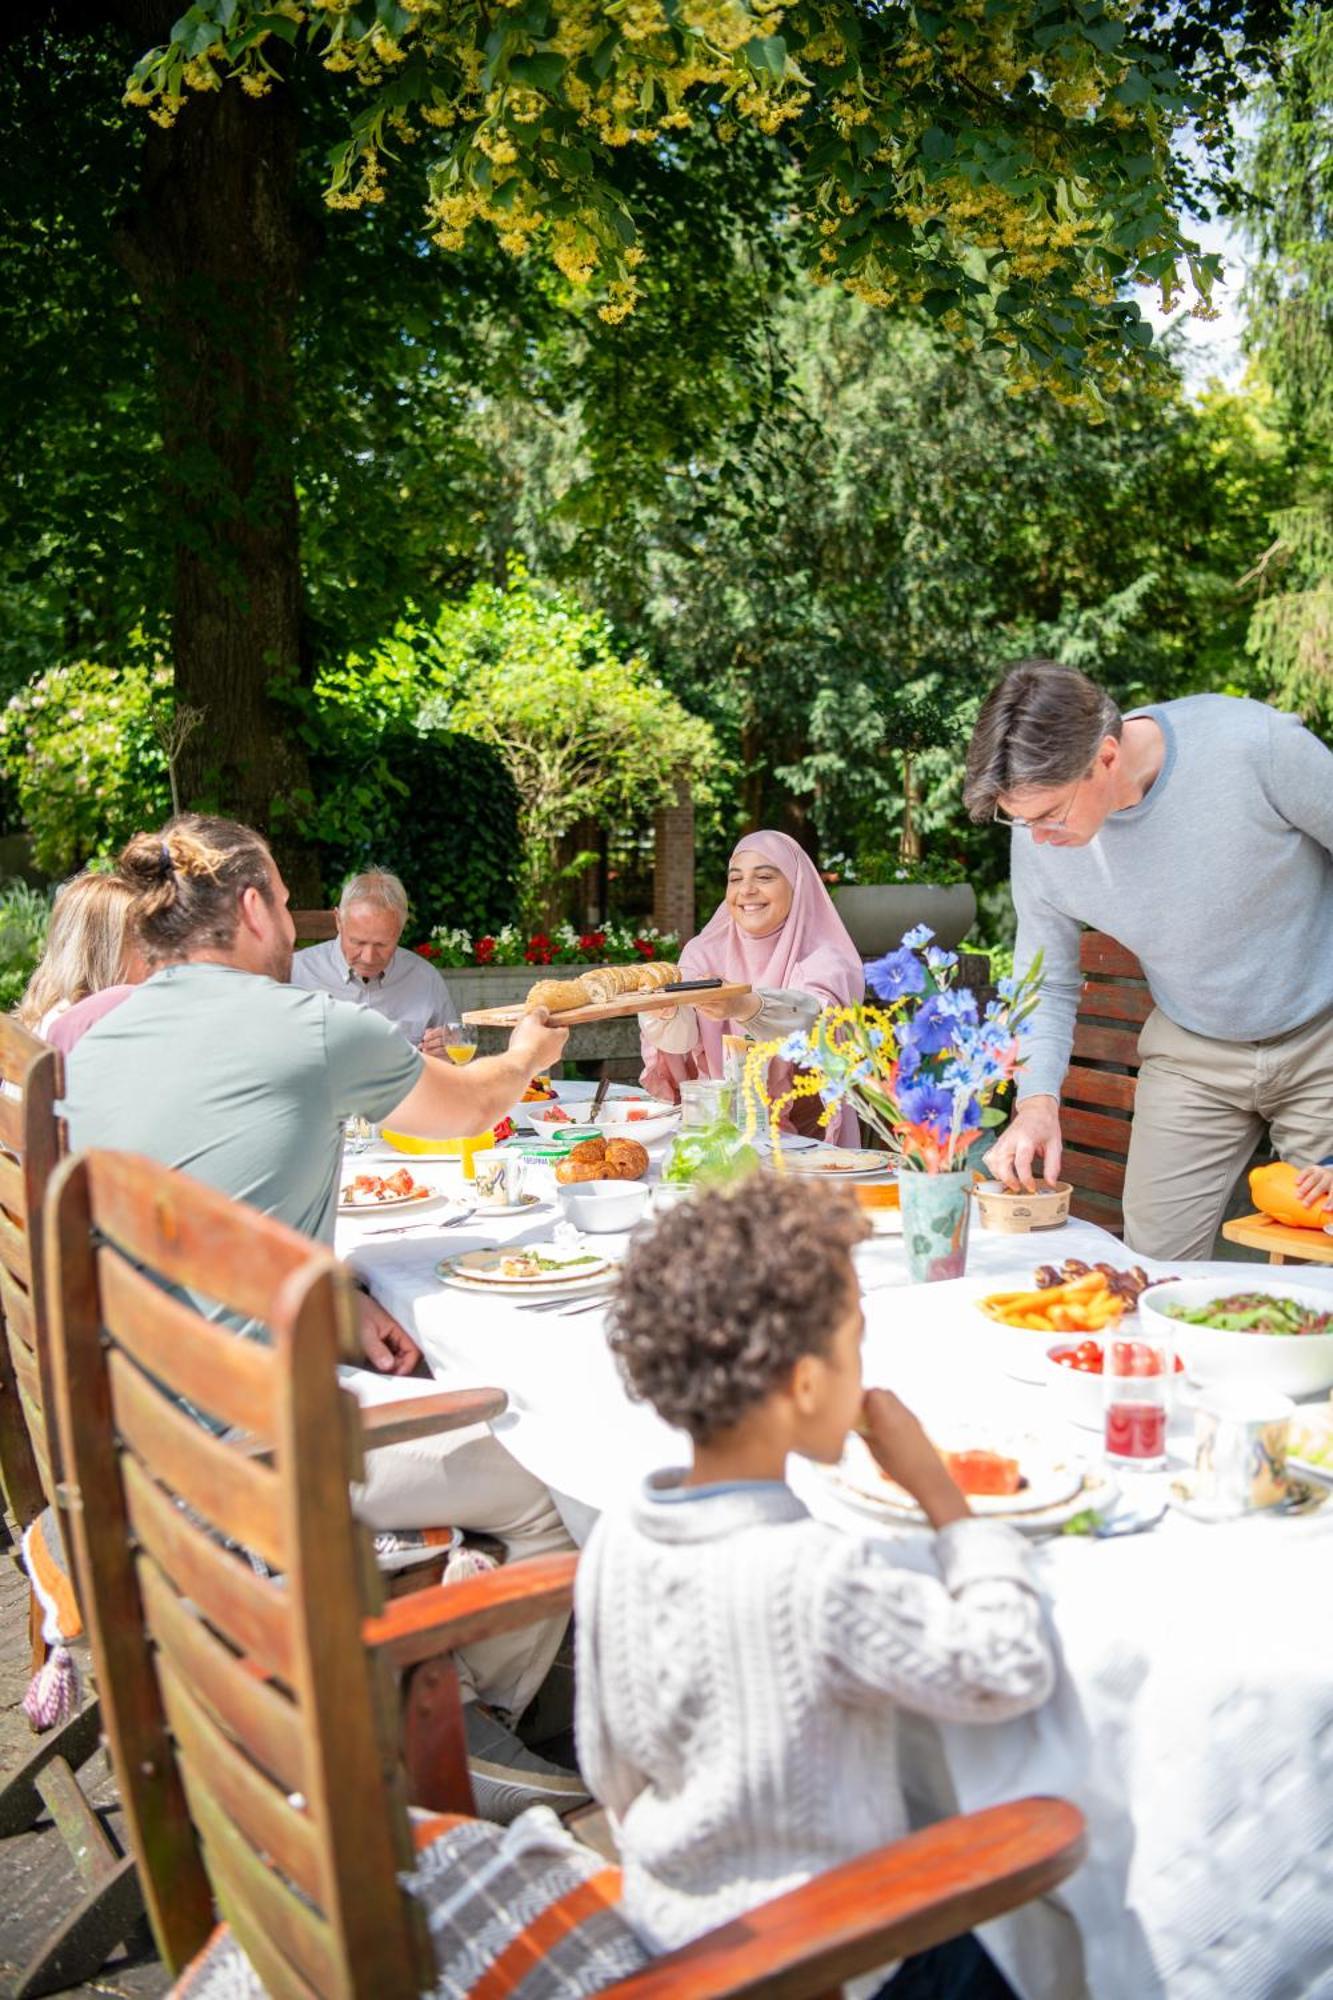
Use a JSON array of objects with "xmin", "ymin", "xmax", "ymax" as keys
[{"xmin": 525, "ymin": 976, "xmax": 592, "ymax": 1013}]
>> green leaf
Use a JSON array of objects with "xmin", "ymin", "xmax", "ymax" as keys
[
  {"xmin": 920, "ymin": 126, "xmax": 953, "ymax": 163},
  {"xmin": 508, "ymin": 51, "xmax": 565, "ymax": 92},
  {"xmin": 745, "ymin": 34, "xmax": 787, "ymax": 76}
]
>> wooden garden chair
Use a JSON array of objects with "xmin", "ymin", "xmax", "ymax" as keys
[
  {"xmin": 0, "ymin": 1016, "xmax": 150, "ymax": 1998},
  {"xmin": 1062, "ymin": 932, "xmax": 1149, "ymax": 1236},
  {"xmin": 46, "ymin": 1146, "xmax": 1087, "ymax": 1999}
]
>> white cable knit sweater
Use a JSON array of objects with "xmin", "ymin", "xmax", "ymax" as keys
[{"xmin": 575, "ymin": 1473, "xmax": 1055, "ymax": 1974}]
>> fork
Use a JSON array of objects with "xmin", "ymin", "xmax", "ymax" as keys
[{"xmin": 517, "ymin": 1291, "xmax": 614, "ymax": 1316}]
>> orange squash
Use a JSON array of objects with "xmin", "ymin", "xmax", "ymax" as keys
[{"xmin": 1249, "ymin": 1161, "xmax": 1330, "ymax": 1230}]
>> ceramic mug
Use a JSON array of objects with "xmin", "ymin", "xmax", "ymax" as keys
[
  {"xmin": 472, "ymin": 1148, "xmax": 510, "ymax": 1209},
  {"xmin": 1192, "ymin": 1388, "xmax": 1293, "ymax": 1515}
]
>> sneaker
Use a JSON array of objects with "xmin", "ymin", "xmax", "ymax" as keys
[{"xmin": 463, "ymin": 1703, "xmax": 591, "ymax": 1826}]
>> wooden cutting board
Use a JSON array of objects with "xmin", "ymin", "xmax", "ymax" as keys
[{"xmin": 462, "ymin": 981, "xmax": 753, "ymax": 1029}]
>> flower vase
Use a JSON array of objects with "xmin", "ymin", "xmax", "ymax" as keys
[{"xmin": 898, "ymin": 1167, "xmax": 972, "ymax": 1283}]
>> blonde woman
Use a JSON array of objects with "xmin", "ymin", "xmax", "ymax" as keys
[{"xmin": 15, "ymin": 872, "xmax": 141, "ymax": 1040}]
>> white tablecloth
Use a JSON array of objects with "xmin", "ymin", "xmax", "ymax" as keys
[{"xmin": 338, "ymin": 1119, "xmax": 1333, "ymax": 2000}]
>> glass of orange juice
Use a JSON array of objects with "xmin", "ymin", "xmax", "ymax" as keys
[{"xmin": 443, "ymin": 1020, "xmax": 478, "ymax": 1065}]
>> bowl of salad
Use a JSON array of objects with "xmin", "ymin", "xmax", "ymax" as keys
[{"xmin": 1139, "ymin": 1277, "xmax": 1333, "ymax": 1398}]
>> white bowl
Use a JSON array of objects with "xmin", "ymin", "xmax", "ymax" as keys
[
  {"xmin": 1139, "ymin": 1276, "xmax": 1333, "ymax": 1399},
  {"xmin": 555, "ymin": 1179, "xmax": 652, "ymax": 1233},
  {"xmin": 1041, "ymin": 1341, "xmax": 1106, "ymax": 1430},
  {"xmin": 531, "ymin": 1099, "xmax": 681, "ymax": 1148}
]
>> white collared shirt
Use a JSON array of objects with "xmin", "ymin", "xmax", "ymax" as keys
[{"xmin": 289, "ymin": 939, "xmax": 456, "ymax": 1050}]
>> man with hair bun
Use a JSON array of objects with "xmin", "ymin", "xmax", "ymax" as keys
[
  {"xmin": 290, "ymin": 867, "xmax": 459, "ymax": 1056},
  {"xmin": 965, "ymin": 659, "xmax": 1333, "ymax": 1260},
  {"xmin": 64, "ymin": 815, "xmax": 583, "ymax": 1819}
]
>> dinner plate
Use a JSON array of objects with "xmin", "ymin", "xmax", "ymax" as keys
[
  {"xmin": 826, "ymin": 1431, "xmax": 1085, "ymax": 1521},
  {"xmin": 337, "ymin": 1180, "xmax": 443, "ymax": 1215},
  {"xmin": 435, "ymin": 1263, "xmax": 616, "ymax": 1302},
  {"xmin": 783, "ymin": 1145, "xmax": 895, "ymax": 1179},
  {"xmin": 441, "ymin": 1244, "xmax": 611, "ymax": 1288}
]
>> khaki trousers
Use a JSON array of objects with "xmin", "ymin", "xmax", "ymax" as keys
[
  {"xmin": 348, "ymin": 1389, "xmax": 573, "ymax": 1720},
  {"xmin": 1121, "ymin": 1004, "xmax": 1333, "ymax": 1262}
]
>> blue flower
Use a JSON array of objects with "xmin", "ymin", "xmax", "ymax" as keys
[
  {"xmin": 778, "ymin": 1032, "xmax": 811, "ymax": 1064},
  {"xmin": 901, "ymin": 924, "xmax": 934, "ymax": 950},
  {"xmin": 925, "ymin": 946, "xmax": 958, "ymax": 975},
  {"xmin": 866, "ymin": 946, "xmax": 926, "ymax": 1003},
  {"xmin": 904, "ymin": 992, "xmax": 958, "ymax": 1056},
  {"xmin": 897, "ymin": 1079, "xmax": 957, "ymax": 1143}
]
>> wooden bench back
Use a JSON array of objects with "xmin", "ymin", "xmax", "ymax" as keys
[
  {"xmin": 0, "ymin": 1014, "xmax": 66, "ymax": 1533},
  {"xmin": 1064, "ymin": 932, "xmax": 1149, "ymax": 1236},
  {"xmin": 45, "ymin": 1150, "xmax": 433, "ymax": 1997},
  {"xmin": 290, "ymin": 909, "xmax": 338, "ymax": 944}
]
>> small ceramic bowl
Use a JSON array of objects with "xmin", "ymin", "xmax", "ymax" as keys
[
  {"xmin": 555, "ymin": 1179, "xmax": 652, "ymax": 1233},
  {"xmin": 973, "ymin": 1180, "xmax": 1072, "ymax": 1233},
  {"xmin": 1042, "ymin": 1341, "xmax": 1106, "ymax": 1430}
]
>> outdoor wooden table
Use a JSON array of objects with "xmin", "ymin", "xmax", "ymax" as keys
[
  {"xmin": 1221, "ymin": 1211, "xmax": 1333, "ymax": 1264},
  {"xmin": 338, "ymin": 1114, "xmax": 1333, "ymax": 2000}
]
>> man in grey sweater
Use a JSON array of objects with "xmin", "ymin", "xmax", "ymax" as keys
[{"xmin": 964, "ymin": 659, "xmax": 1333, "ymax": 1259}]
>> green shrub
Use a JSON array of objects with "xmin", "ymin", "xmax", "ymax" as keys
[
  {"xmin": 304, "ymin": 720, "xmax": 522, "ymax": 938},
  {"xmin": 0, "ymin": 881, "xmax": 52, "ymax": 1013},
  {"xmin": 0, "ymin": 661, "xmax": 171, "ymax": 875}
]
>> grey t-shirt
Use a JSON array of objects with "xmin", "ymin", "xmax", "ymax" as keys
[
  {"xmin": 1012, "ymin": 695, "xmax": 1333, "ymax": 1101},
  {"xmin": 63, "ymin": 962, "xmax": 423, "ymax": 1244}
]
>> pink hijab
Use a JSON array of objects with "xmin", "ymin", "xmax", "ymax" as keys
[{"xmin": 642, "ymin": 830, "xmax": 865, "ymax": 1142}]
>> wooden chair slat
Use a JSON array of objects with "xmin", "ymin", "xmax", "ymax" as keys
[
  {"xmin": 0, "ymin": 1088, "xmax": 25, "ymax": 1153},
  {"xmin": 124, "ymin": 1457, "xmax": 295, "ymax": 1686},
  {"xmin": 1070, "ymin": 1022, "xmax": 1142, "ymax": 1069},
  {"xmin": 82, "ymin": 1153, "xmax": 351, "ymax": 1352},
  {"xmin": 1, "ymin": 1269, "xmax": 37, "ymax": 1353},
  {"xmin": 1069, "ymin": 1188, "xmax": 1125, "ymax": 1233},
  {"xmin": 213, "ymin": 1878, "xmax": 333, "ymax": 2000},
  {"xmin": 289, "ymin": 910, "xmax": 338, "ymax": 945},
  {"xmin": 0, "ymin": 1330, "xmax": 45, "ymax": 1525},
  {"xmin": 0, "ymin": 1147, "xmax": 27, "ymax": 1221},
  {"xmin": 1078, "ymin": 933, "xmax": 1144, "ymax": 979},
  {"xmin": 99, "ymin": 1253, "xmax": 277, "ymax": 1444},
  {"xmin": 1061, "ymin": 1106, "xmax": 1135, "ymax": 1156},
  {"xmin": 109, "ymin": 1352, "xmax": 286, "ymax": 1572},
  {"xmin": 187, "ymin": 1787, "xmax": 340, "ymax": 2000},
  {"xmin": 158, "ymin": 1658, "xmax": 324, "ymax": 1907},
  {"xmin": 1060, "ymin": 1148, "xmax": 1127, "ymax": 1200},
  {"xmin": 18, "ymin": 1381, "xmax": 56, "ymax": 1506},
  {"xmin": 137, "ymin": 1556, "xmax": 305, "ymax": 1798},
  {"xmin": 9, "ymin": 1330, "xmax": 45, "ymax": 1418},
  {"xmin": 0, "ymin": 1205, "xmax": 32, "ymax": 1289},
  {"xmin": 1077, "ymin": 981, "xmax": 1153, "ymax": 1028},
  {"xmin": 1061, "ymin": 1065, "xmax": 1137, "ymax": 1114}
]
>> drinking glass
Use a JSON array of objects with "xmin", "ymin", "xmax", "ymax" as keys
[
  {"xmin": 1104, "ymin": 1332, "xmax": 1172, "ymax": 1471},
  {"xmin": 442, "ymin": 1019, "xmax": 478, "ymax": 1065}
]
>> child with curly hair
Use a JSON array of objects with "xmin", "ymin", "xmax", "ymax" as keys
[{"xmin": 576, "ymin": 1176, "xmax": 1055, "ymax": 2000}]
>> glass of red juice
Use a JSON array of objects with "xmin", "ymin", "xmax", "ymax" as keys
[{"xmin": 1104, "ymin": 1334, "xmax": 1172, "ymax": 1471}]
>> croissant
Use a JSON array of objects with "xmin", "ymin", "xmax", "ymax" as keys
[
  {"xmin": 602, "ymin": 1138, "xmax": 649, "ymax": 1181},
  {"xmin": 555, "ymin": 1157, "xmax": 603, "ymax": 1184},
  {"xmin": 567, "ymin": 1138, "xmax": 607, "ymax": 1166},
  {"xmin": 525, "ymin": 977, "xmax": 591, "ymax": 1013}
]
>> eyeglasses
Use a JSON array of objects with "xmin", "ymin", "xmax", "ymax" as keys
[{"xmin": 993, "ymin": 775, "xmax": 1087, "ymax": 832}]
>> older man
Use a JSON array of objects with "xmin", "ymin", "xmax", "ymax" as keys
[
  {"xmin": 291, "ymin": 869, "xmax": 458, "ymax": 1055},
  {"xmin": 964, "ymin": 658, "xmax": 1333, "ymax": 1260}
]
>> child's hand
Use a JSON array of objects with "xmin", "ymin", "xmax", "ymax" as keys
[
  {"xmin": 1294, "ymin": 1162, "xmax": 1333, "ymax": 1212},
  {"xmin": 861, "ymin": 1390, "xmax": 969, "ymax": 1529}
]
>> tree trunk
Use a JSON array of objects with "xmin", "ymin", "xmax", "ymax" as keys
[{"xmin": 113, "ymin": 30, "xmax": 321, "ymax": 896}]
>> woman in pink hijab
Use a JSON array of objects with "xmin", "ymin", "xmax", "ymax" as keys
[{"xmin": 641, "ymin": 830, "xmax": 865, "ymax": 1144}]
